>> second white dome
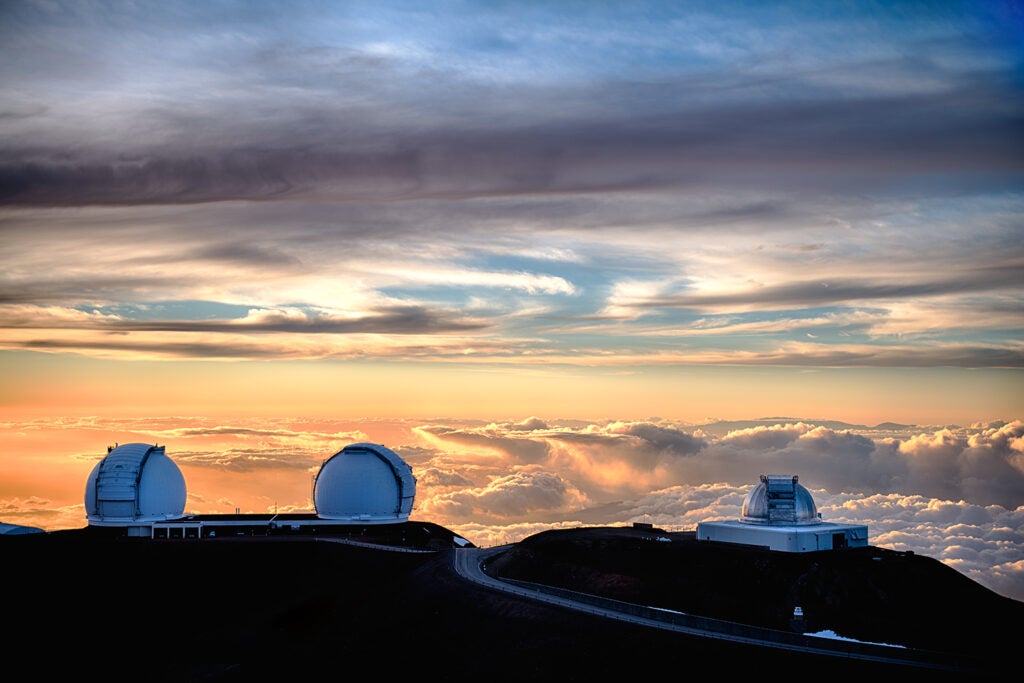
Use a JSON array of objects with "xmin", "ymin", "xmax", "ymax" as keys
[{"xmin": 313, "ymin": 443, "xmax": 416, "ymax": 523}]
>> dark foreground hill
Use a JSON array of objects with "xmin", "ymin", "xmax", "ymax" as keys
[
  {"xmin": 487, "ymin": 525, "xmax": 1020, "ymax": 655},
  {"xmin": 1, "ymin": 523, "xmax": 1018, "ymax": 682}
]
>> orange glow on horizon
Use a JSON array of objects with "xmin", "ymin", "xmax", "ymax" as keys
[{"xmin": 4, "ymin": 352, "xmax": 1020, "ymax": 426}]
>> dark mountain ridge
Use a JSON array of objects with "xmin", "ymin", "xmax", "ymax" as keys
[
  {"xmin": 2, "ymin": 523, "xmax": 1017, "ymax": 681},
  {"xmin": 486, "ymin": 525, "xmax": 1020, "ymax": 656}
]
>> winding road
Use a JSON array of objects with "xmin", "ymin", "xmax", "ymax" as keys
[{"xmin": 451, "ymin": 545, "xmax": 987, "ymax": 676}]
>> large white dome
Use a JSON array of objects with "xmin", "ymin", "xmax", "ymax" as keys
[
  {"xmin": 740, "ymin": 474, "xmax": 819, "ymax": 526},
  {"xmin": 313, "ymin": 443, "xmax": 416, "ymax": 524},
  {"xmin": 85, "ymin": 443, "xmax": 186, "ymax": 526}
]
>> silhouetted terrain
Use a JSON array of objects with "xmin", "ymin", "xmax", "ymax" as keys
[
  {"xmin": 488, "ymin": 525, "xmax": 1019, "ymax": 655},
  {"xmin": 2, "ymin": 524, "xmax": 1016, "ymax": 681}
]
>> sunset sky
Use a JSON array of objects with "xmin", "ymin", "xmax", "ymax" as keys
[{"xmin": 1, "ymin": 2, "xmax": 1023, "ymax": 601}]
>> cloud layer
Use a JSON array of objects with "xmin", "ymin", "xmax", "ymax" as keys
[{"xmin": 2, "ymin": 415, "xmax": 1021, "ymax": 601}]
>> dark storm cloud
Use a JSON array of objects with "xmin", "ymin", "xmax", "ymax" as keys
[
  {"xmin": 2, "ymin": 77, "xmax": 1021, "ymax": 207},
  {"xmin": 18, "ymin": 338, "xmax": 288, "ymax": 359},
  {"xmin": 2, "ymin": 0, "xmax": 1020, "ymax": 212},
  {"xmin": 0, "ymin": 277, "xmax": 176, "ymax": 305},
  {"xmin": 112, "ymin": 305, "xmax": 487, "ymax": 334},
  {"xmin": 184, "ymin": 242, "xmax": 299, "ymax": 267},
  {"xmin": 4, "ymin": 305, "xmax": 488, "ymax": 334},
  {"xmin": 0, "ymin": 149, "xmax": 420, "ymax": 206}
]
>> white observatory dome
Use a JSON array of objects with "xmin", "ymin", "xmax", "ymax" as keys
[
  {"xmin": 84, "ymin": 443, "xmax": 186, "ymax": 526},
  {"xmin": 740, "ymin": 474, "xmax": 820, "ymax": 526},
  {"xmin": 313, "ymin": 443, "xmax": 416, "ymax": 524}
]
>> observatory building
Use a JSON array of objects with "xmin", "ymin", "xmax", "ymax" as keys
[
  {"xmin": 314, "ymin": 442, "xmax": 416, "ymax": 523},
  {"xmin": 74, "ymin": 440, "xmax": 470, "ymax": 547},
  {"xmin": 85, "ymin": 442, "xmax": 187, "ymax": 537},
  {"xmin": 696, "ymin": 474, "xmax": 868, "ymax": 552}
]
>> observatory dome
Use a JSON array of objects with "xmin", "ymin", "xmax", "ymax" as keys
[
  {"xmin": 84, "ymin": 443, "xmax": 187, "ymax": 526},
  {"xmin": 313, "ymin": 443, "xmax": 416, "ymax": 524},
  {"xmin": 740, "ymin": 474, "xmax": 819, "ymax": 526}
]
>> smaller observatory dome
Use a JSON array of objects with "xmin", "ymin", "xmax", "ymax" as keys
[
  {"xmin": 740, "ymin": 474, "xmax": 819, "ymax": 526},
  {"xmin": 314, "ymin": 443, "xmax": 416, "ymax": 524},
  {"xmin": 85, "ymin": 443, "xmax": 187, "ymax": 526}
]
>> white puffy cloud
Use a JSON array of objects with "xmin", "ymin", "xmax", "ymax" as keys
[{"xmin": 3, "ymin": 415, "xmax": 1021, "ymax": 602}]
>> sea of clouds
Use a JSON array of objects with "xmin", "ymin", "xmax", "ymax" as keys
[{"xmin": 3, "ymin": 416, "xmax": 1021, "ymax": 602}]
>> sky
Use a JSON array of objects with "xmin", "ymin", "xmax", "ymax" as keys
[{"xmin": 1, "ymin": 2, "xmax": 1023, "ymax": 600}]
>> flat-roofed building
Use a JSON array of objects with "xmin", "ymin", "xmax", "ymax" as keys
[{"xmin": 697, "ymin": 474, "xmax": 868, "ymax": 552}]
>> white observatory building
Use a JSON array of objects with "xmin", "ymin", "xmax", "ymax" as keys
[
  {"xmin": 80, "ymin": 440, "xmax": 435, "ymax": 541},
  {"xmin": 84, "ymin": 442, "xmax": 187, "ymax": 537},
  {"xmin": 314, "ymin": 442, "xmax": 416, "ymax": 524},
  {"xmin": 696, "ymin": 474, "xmax": 868, "ymax": 552}
]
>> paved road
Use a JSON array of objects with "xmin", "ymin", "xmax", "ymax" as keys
[{"xmin": 451, "ymin": 546, "xmax": 987, "ymax": 676}]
